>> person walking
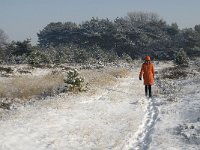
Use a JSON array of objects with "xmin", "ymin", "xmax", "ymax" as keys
[{"xmin": 139, "ymin": 55, "xmax": 155, "ymax": 97}]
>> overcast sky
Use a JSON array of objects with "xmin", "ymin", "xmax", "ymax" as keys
[{"xmin": 1, "ymin": 0, "xmax": 200, "ymax": 45}]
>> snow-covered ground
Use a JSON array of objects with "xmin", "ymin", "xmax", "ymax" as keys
[
  {"xmin": 0, "ymin": 66, "xmax": 148, "ymax": 150},
  {"xmin": 0, "ymin": 61, "xmax": 199, "ymax": 150},
  {"xmin": 149, "ymin": 62, "xmax": 200, "ymax": 150}
]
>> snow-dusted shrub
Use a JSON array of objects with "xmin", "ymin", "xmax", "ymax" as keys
[
  {"xmin": 27, "ymin": 49, "xmax": 51, "ymax": 65},
  {"xmin": 161, "ymin": 67, "xmax": 188, "ymax": 79},
  {"xmin": 7, "ymin": 55, "xmax": 27, "ymax": 64},
  {"xmin": 106, "ymin": 51, "xmax": 119, "ymax": 63},
  {"xmin": 73, "ymin": 48, "xmax": 89, "ymax": 63},
  {"xmin": 64, "ymin": 69, "xmax": 85, "ymax": 92},
  {"xmin": 175, "ymin": 49, "xmax": 189, "ymax": 66},
  {"xmin": 0, "ymin": 66, "xmax": 13, "ymax": 73},
  {"xmin": 175, "ymin": 123, "xmax": 200, "ymax": 144},
  {"xmin": 0, "ymin": 102, "xmax": 11, "ymax": 110},
  {"xmin": 156, "ymin": 67, "xmax": 181, "ymax": 102},
  {"xmin": 121, "ymin": 53, "xmax": 133, "ymax": 63}
]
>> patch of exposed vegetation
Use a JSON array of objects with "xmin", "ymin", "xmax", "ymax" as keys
[
  {"xmin": 0, "ymin": 73, "xmax": 64, "ymax": 100},
  {"xmin": 174, "ymin": 123, "xmax": 200, "ymax": 145},
  {"xmin": 0, "ymin": 65, "xmax": 130, "ymax": 110},
  {"xmin": 160, "ymin": 67, "xmax": 188, "ymax": 80}
]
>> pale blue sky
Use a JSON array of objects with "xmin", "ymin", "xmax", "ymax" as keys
[{"xmin": 1, "ymin": 0, "xmax": 200, "ymax": 45}]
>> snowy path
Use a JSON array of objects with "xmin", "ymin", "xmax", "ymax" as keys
[
  {"xmin": 124, "ymin": 93, "xmax": 159, "ymax": 150},
  {"xmin": 0, "ymin": 68, "xmax": 159, "ymax": 150}
]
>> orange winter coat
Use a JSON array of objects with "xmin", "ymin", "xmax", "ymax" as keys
[{"xmin": 139, "ymin": 62, "xmax": 155, "ymax": 85}]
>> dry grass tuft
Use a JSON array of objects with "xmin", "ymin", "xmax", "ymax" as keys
[
  {"xmin": 80, "ymin": 67, "xmax": 130, "ymax": 90},
  {"xmin": 108, "ymin": 68, "xmax": 130, "ymax": 78},
  {"xmin": 0, "ymin": 73, "xmax": 64, "ymax": 100}
]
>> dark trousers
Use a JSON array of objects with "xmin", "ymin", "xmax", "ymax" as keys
[{"xmin": 145, "ymin": 85, "xmax": 152, "ymax": 97}]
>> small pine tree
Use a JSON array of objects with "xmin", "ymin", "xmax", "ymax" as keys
[
  {"xmin": 64, "ymin": 69, "xmax": 85, "ymax": 92},
  {"xmin": 175, "ymin": 49, "xmax": 189, "ymax": 67}
]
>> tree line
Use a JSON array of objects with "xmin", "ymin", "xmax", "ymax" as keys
[{"xmin": 1, "ymin": 12, "xmax": 200, "ymax": 65}]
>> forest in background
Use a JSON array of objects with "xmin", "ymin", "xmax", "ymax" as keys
[{"xmin": 0, "ymin": 12, "xmax": 200, "ymax": 65}]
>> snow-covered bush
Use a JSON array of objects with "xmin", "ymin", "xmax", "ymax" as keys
[
  {"xmin": 27, "ymin": 49, "xmax": 51, "ymax": 65},
  {"xmin": 73, "ymin": 48, "xmax": 88, "ymax": 63},
  {"xmin": 175, "ymin": 123, "xmax": 200, "ymax": 144},
  {"xmin": 0, "ymin": 66, "xmax": 13, "ymax": 73},
  {"xmin": 64, "ymin": 69, "xmax": 85, "ymax": 92},
  {"xmin": 161, "ymin": 67, "xmax": 188, "ymax": 79},
  {"xmin": 121, "ymin": 53, "xmax": 133, "ymax": 63},
  {"xmin": 175, "ymin": 49, "xmax": 189, "ymax": 66}
]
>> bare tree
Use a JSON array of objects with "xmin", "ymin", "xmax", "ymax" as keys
[
  {"xmin": 0, "ymin": 29, "xmax": 9, "ymax": 63},
  {"xmin": 0, "ymin": 29, "xmax": 8, "ymax": 49},
  {"xmin": 126, "ymin": 11, "xmax": 160, "ymax": 26}
]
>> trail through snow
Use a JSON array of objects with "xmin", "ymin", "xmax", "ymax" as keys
[
  {"xmin": 0, "ymin": 68, "xmax": 159, "ymax": 150},
  {"xmin": 124, "ymin": 97, "xmax": 159, "ymax": 150}
]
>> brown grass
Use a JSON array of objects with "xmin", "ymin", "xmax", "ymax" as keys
[
  {"xmin": 0, "ymin": 74, "xmax": 64, "ymax": 99},
  {"xmin": 0, "ymin": 67, "xmax": 130, "ymax": 100},
  {"xmin": 108, "ymin": 68, "xmax": 130, "ymax": 78},
  {"xmin": 80, "ymin": 67, "xmax": 130, "ymax": 89}
]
